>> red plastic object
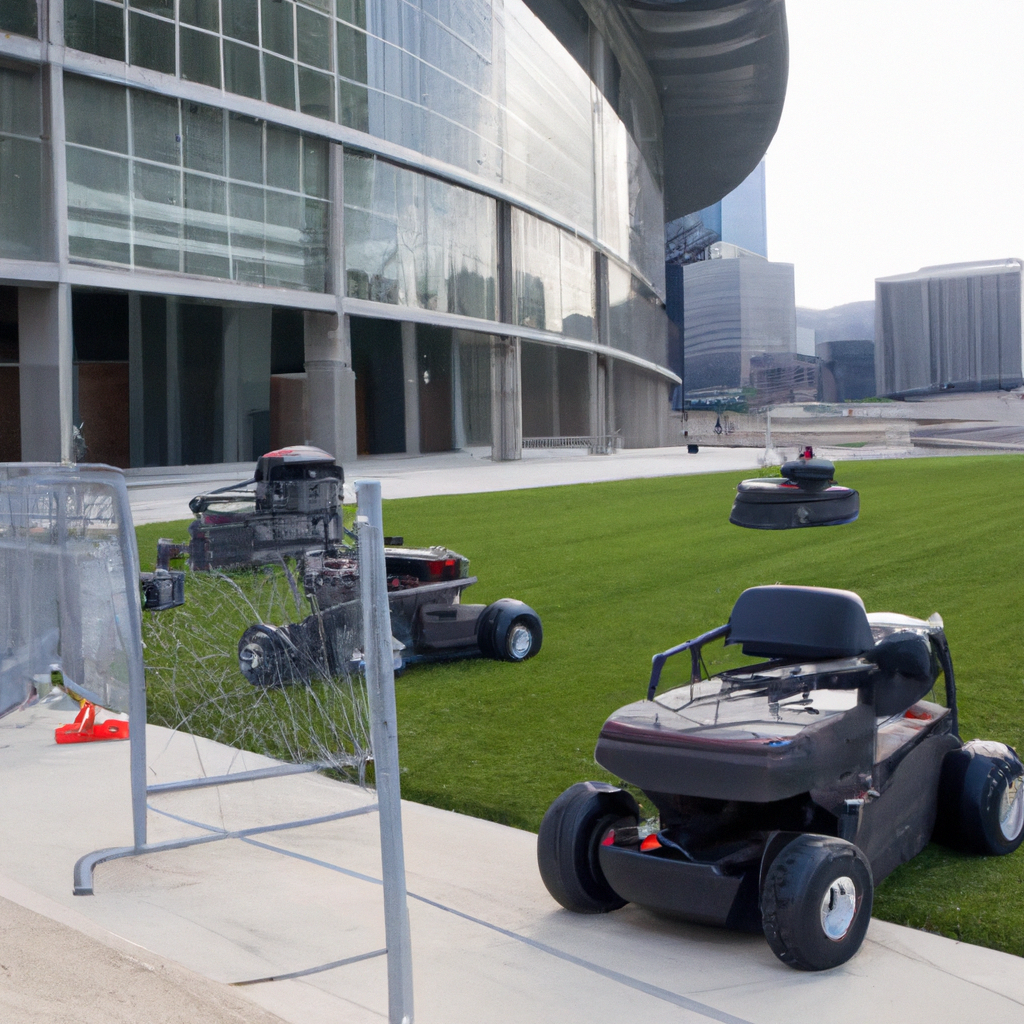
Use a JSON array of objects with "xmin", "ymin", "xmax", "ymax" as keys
[{"xmin": 55, "ymin": 702, "xmax": 130, "ymax": 744}]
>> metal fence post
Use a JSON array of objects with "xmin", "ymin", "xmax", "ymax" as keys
[{"xmin": 356, "ymin": 479, "xmax": 414, "ymax": 1024}]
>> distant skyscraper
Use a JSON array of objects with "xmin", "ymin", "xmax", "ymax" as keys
[{"xmin": 666, "ymin": 160, "xmax": 768, "ymax": 266}]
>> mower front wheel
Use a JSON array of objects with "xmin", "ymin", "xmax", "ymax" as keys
[
  {"xmin": 761, "ymin": 835, "xmax": 873, "ymax": 971},
  {"xmin": 537, "ymin": 782, "xmax": 638, "ymax": 914}
]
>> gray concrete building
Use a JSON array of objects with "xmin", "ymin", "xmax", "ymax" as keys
[
  {"xmin": 0, "ymin": 0, "xmax": 788, "ymax": 467},
  {"xmin": 682, "ymin": 249, "xmax": 796, "ymax": 397},
  {"xmin": 875, "ymin": 260, "xmax": 1024, "ymax": 397}
]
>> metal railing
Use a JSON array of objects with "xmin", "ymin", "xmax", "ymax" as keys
[{"xmin": 522, "ymin": 434, "xmax": 623, "ymax": 455}]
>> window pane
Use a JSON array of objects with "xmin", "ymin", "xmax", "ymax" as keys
[
  {"xmin": 182, "ymin": 103, "xmax": 224, "ymax": 174},
  {"xmin": 64, "ymin": 75, "xmax": 128, "ymax": 154},
  {"xmin": 296, "ymin": 6, "xmax": 329, "ymax": 69},
  {"xmin": 180, "ymin": 26, "xmax": 221, "ymax": 88},
  {"xmin": 0, "ymin": 0, "xmax": 38, "ymax": 38},
  {"xmin": 131, "ymin": 90, "xmax": 180, "ymax": 164},
  {"xmin": 180, "ymin": 0, "xmax": 219, "ymax": 31},
  {"xmin": 335, "ymin": 0, "xmax": 364, "ymax": 29},
  {"xmin": 0, "ymin": 63, "xmax": 43, "ymax": 137},
  {"xmin": 222, "ymin": 0, "xmax": 257, "ymax": 44},
  {"xmin": 560, "ymin": 232, "xmax": 593, "ymax": 341},
  {"xmin": 183, "ymin": 172, "xmax": 229, "ymax": 277},
  {"xmin": 302, "ymin": 198, "xmax": 327, "ymax": 290},
  {"xmin": 0, "ymin": 138, "xmax": 44, "ymax": 259},
  {"xmin": 511, "ymin": 209, "xmax": 561, "ymax": 332},
  {"xmin": 264, "ymin": 190, "xmax": 305, "ymax": 288},
  {"xmin": 265, "ymin": 124, "xmax": 299, "ymax": 191},
  {"xmin": 66, "ymin": 146, "xmax": 131, "ymax": 264},
  {"xmin": 336, "ymin": 22, "xmax": 366, "ymax": 82},
  {"xmin": 228, "ymin": 113, "xmax": 263, "ymax": 183},
  {"xmin": 132, "ymin": 161, "xmax": 181, "ymax": 270},
  {"xmin": 298, "ymin": 66, "xmax": 332, "ymax": 120},
  {"xmin": 129, "ymin": 12, "xmax": 175, "ymax": 74},
  {"xmin": 337, "ymin": 78, "xmax": 367, "ymax": 131},
  {"xmin": 64, "ymin": 0, "xmax": 125, "ymax": 62},
  {"xmin": 302, "ymin": 136, "xmax": 328, "ymax": 198},
  {"xmin": 261, "ymin": 0, "xmax": 293, "ymax": 57},
  {"xmin": 263, "ymin": 52, "xmax": 295, "ymax": 110},
  {"xmin": 133, "ymin": 162, "xmax": 181, "ymax": 215},
  {"xmin": 342, "ymin": 150, "xmax": 372, "ymax": 209},
  {"xmin": 228, "ymin": 182, "xmax": 265, "ymax": 284},
  {"xmin": 130, "ymin": 0, "xmax": 172, "ymax": 14},
  {"xmin": 224, "ymin": 40, "xmax": 261, "ymax": 100}
]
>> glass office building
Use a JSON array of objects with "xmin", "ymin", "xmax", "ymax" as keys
[{"xmin": 0, "ymin": 0, "xmax": 787, "ymax": 466}]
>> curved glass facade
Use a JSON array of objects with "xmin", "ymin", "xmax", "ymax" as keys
[
  {"xmin": 0, "ymin": 0, "xmax": 684, "ymax": 469},
  {"xmin": 56, "ymin": 0, "xmax": 664, "ymax": 292}
]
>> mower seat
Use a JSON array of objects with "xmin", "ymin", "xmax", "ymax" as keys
[{"xmin": 727, "ymin": 585, "xmax": 875, "ymax": 660}]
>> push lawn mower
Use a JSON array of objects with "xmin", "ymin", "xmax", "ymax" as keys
[{"xmin": 152, "ymin": 445, "xmax": 542, "ymax": 682}]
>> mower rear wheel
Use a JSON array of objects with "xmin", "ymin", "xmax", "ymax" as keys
[
  {"xmin": 761, "ymin": 835, "xmax": 873, "ymax": 971},
  {"xmin": 937, "ymin": 742, "xmax": 1024, "ymax": 855},
  {"xmin": 537, "ymin": 782, "xmax": 638, "ymax": 914},
  {"xmin": 477, "ymin": 600, "xmax": 543, "ymax": 662}
]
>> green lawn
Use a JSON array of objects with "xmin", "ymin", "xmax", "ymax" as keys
[{"xmin": 136, "ymin": 454, "xmax": 1024, "ymax": 957}]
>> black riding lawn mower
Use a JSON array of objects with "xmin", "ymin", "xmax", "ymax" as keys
[{"xmin": 537, "ymin": 450, "xmax": 1024, "ymax": 971}]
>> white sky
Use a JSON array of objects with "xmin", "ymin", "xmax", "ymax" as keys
[{"xmin": 764, "ymin": 1, "xmax": 1024, "ymax": 310}]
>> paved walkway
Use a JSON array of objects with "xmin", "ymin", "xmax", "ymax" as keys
[
  {"xmin": 3, "ymin": 705, "xmax": 1024, "ymax": 1024},
  {"xmin": 126, "ymin": 442, "xmax": 929, "ymax": 526}
]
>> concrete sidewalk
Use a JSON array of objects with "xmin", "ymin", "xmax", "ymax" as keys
[{"xmin": 3, "ymin": 704, "xmax": 1024, "ymax": 1024}]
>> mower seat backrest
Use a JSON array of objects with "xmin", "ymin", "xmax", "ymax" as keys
[{"xmin": 727, "ymin": 585, "xmax": 875, "ymax": 660}]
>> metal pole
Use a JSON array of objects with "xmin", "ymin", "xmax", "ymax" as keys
[{"xmin": 356, "ymin": 480, "xmax": 414, "ymax": 1024}]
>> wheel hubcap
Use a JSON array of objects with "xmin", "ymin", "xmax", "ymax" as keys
[
  {"xmin": 999, "ymin": 776, "xmax": 1024, "ymax": 841},
  {"xmin": 508, "ymin": 623, "xmax": 533, "ymax": 659},
  {"xmin": 820, "ymin": 876, "xmax": 857, "ymax": 941}
]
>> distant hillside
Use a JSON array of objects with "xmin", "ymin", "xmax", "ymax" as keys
[{"xmin": 796, "ymin": 300, "xmax": 875, "ymax": 343}]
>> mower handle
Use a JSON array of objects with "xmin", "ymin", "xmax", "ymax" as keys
[{"xmin": 648, "ymin": 623, "xmax": 731, "ymax": 700}]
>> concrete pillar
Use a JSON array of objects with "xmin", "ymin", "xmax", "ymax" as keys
[
  {"xmin": 165, "ymin": 297, "xmax": 180, "ymax": 465},
  {"xmin": 401, "ymin": 321, "xmax": 420, "ymax": 455},
  {"xmin": 606, "ymin": 355, "xmax": 616, "ymax": 439},
  {"xmin": 549, "ymin": 345, "xmax": 560, "ymax": 437},
  {"xmin": 491, "ymin": 335, "xmax": 521, "ymax": 461},
  {"xmin": 222, "ymin": 310, "xmax": 240, "ymax": 461},
  {"xmin": 128, "ymin": 294, "xmax": 143, "ymax": 468},
  {"xmin": 18, "ymin": 284, "xmax": 73, "ymax": 462},
  {"xmin": 588, "ymin": 351, "xmax": 604, "ymax": 439},
  {"xmin": 304, "ymin": 309, "xmax": 357, "ymax": 464},
  {"xmin": 224, "ymin": 306, "xmax": 272, "ymax": 462}
]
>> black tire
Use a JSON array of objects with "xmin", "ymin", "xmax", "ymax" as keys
[
  {"xmin": 761, "ymin": 835, "xmax": 873, "ymax": 971},
  {"xmin": 935, "ymin": 742, "xmax": 1024, "ymax": 855},
  {"xmin": 477, "ymin": 599, "xmax": 542, "ymax": 662},
  {"xmin": 537, "ymin": 782, "xmax": 638, "ymax": 914},
  {"xmin": 238, "ymin": 625, "xmax": 294, "ymax": 687}
]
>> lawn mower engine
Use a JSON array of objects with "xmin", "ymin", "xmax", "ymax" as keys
[{"xmin": 181, "ymin": 445, "xmax": 343, "ymax": 571}]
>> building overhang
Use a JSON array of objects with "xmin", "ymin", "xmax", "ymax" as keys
[{"xmin": 621, "ymin": 0, "xmax": 789, "ymax": 220}]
